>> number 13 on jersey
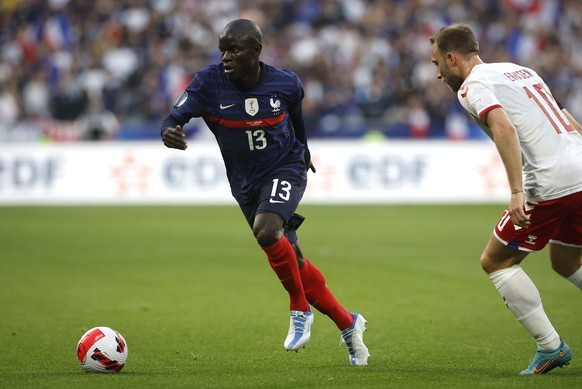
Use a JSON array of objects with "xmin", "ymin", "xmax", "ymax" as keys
[{"xmin": 246, "ymin": 129, "xmax": 267, "ymax": 150}]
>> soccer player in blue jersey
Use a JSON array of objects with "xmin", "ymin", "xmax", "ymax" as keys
[{"xmin": 160, "ymin": 19, "xmax": 369, "ymax": 366}]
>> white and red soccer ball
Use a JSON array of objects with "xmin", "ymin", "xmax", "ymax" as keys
[{"xmin": 76, "ymin": 326, "xmax": 128, "ymax": 373}]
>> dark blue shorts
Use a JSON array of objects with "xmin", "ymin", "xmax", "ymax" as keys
[{"xmin": 239, "ymin": 169, "xmax": 307, "ymax": 244}]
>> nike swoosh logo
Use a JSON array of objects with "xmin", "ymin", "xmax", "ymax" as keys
[
  {"xmin": 220, "ymin": 104, "xmax": 235, "ymax": 109},
  {"xmin": 269, "ymin": 198, "xmax": 285, "ymax": 204},
  {"xmin": 533, "ymin": 357, "xmax": 554, "ymax": 374}
]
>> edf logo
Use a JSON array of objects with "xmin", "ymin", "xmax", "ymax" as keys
[
  {"xmin": 0, "ymin": 157, "xmax": 61, "ymax": 190},
  {"xmin": 348, "ymin": 155, "xmax": 428, "ymax": 188},
  {"xmin": 163, "ymin": 157, "xmax": 227, "ymax": 189}
]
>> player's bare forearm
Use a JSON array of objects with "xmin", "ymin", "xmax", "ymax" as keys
[
  {"xmin": 162, "ymin": 125, "xmax": 188, "ymax": 150},
  {"xmin": 487, "ymin": 108, "xmax": 530, "ymax": 228}
]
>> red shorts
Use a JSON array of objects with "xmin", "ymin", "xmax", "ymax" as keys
[{"xmin": 493, "ymin": 191, "xmax": 582, "ymax": 252}]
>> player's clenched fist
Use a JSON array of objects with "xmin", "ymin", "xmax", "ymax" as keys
[{"xmin": 162, "ymin": 125, "xmax": 188, "ymax": 150}]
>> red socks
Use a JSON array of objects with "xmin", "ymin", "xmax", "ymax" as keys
[
  {"xmin": 262, "ymin": 236, "xmax": 309, "ymax": 312},
  {"xmin": 300, "ymin": 259, "xmax": 354, "ymax": 330},
  {"xmin": 262, "ymin": 237, "xmax": 354, "ymax": 331}
]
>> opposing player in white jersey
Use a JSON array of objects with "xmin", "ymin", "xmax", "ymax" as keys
[{"xmin": 430, "ymin": 23, "xmax": 582, "ymax": 375}]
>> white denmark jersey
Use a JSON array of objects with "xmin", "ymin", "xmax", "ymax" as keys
[{"xmin": 458, "ymin": 62, "xmax": 582, "ymax": 201}]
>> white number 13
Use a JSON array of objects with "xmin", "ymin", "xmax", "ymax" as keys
[
  {"xmin": 271, "ymin": 178, "xmax": 291, "ymax": 201},
  {"xmin": 246, "ymin": 129, "xmax": 267, "ymax": 150}
]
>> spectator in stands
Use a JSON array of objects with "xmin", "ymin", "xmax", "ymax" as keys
[
  {"xmin": 76, "ymin": 97, "xmax": 120, "ymax": 141},
  {"xmin": 2, "ymin": 0, "xmax": 582, "ymax": 141}
]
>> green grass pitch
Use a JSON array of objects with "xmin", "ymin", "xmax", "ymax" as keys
[{"xmin": 0, "ymin": 205, "xmax": 580, "ymax": 388}]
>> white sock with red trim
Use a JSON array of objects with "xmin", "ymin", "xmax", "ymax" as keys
[
  {"xmin": 489, "ymin": 265, "xmax": 561, "ymax": 351},
  {"xmin": 567, "ymin": 266, "xmax": 582, "ymax": 291}
]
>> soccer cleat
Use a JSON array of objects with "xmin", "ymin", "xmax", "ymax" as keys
[
  {"xmin": 284, "ymin": 310, "xmax": 314, "ymax": 352},
  {"xmin": 519, "ymin": 340, "xmax": 572, "ymax": 375},
  {"xmin": 340, "ymin": 313, "xmax": 370, "ymax": 366}
]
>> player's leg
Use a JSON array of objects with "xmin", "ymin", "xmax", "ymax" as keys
[
  {"xmin": 239, "ymin": 173, "xmax": 310, "ymax": 314},
  {"xmin": 293, "ymin": 243, "xmax": 353, "ymax": 329},
  {"xmin": 254, "ymin": 212, "xmax": 313, "ymax": 352},
  {"xmin": 255, "ymin": 212, "xmax": 309, "ymax": 312},
  {"xmin": 482, "ymin": 236, "xmax": 562, "ymax": 350},
  {"xmin": 549, "ymin": 243, "xmax": 582, "ymax": 290},
  {"xmin": 485, "ymin": 201, "xmax": 574, "ymax": 374},
  {"xmin": 482, "ymin": 236, "xmax": 570, "ymax": 374},
  {"xmin": 293, "ymin": 235, "xmax": 369, "ymax": 365},
  {"xmin": 251, "ymin": 171, "xmax": 315, "ymax": 351},
  {"xmin": 548, "ymin": 197, "xmax": 582, "ymax": 290}
]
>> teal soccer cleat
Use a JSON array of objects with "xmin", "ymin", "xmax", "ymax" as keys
[{"xmin": 519, "ymin": 340, "xmax": 572, "ymax": 375}]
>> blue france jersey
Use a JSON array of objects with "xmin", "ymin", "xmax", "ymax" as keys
[{"xmin": 167, "ymin": 62, "xmax": 307, "ymax": 204}]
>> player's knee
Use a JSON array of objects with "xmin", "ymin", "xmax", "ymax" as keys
[
  {"xmin": 550, "ymin": 256, "xmax": 580, "ymax": 278},
  {"xmin": 549, "ymin": 245, "xmax": 582, "ymax": 278},
  {"xmin": 253, "ymin": 225, "xmax": 282, "ymax": 247},
  {"xmin": 480, "ymin": 250, "xmax": 527, "ymax": 274},
  {"xmin": 480, "ymin": 253, "xmax": 495, "ymax": 274}
]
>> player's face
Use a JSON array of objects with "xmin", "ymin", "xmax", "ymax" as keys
[
  {"xmin": 219, "ymin": 34, "xmax": 260, "ymax": 86},
  {"xmin": 431, "ymin": 43, "xmax": 464, "ymax": 93}
]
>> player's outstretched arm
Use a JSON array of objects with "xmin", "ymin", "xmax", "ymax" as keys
[{"xmin": 162, "ymin": 125, "xmax": 188, "ymax": 150}]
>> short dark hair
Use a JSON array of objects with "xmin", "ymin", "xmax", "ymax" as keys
[
  {"xmin": 221, "ymin": 19, "xmax": 263, "ymax": 46},
  {"xmin": 430, "ymin": 23, "xmax": 479, "ymax": 57}
]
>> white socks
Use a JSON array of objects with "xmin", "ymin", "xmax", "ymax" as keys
[
  {"xmin": 567, "ymin": 266, "xmax": 582, "ymax": 291},
  {"xmin": 489, "ymin": 265, "xmax": 561, "ymax": 351}
]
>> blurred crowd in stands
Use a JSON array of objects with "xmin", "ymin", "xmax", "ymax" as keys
[{"xmin": 1, "ymin": 0, "xmax": 582, "ymax": 141}]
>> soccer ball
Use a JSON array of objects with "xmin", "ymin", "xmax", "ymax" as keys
[{"xmin": 76, "ymin": 326, "xmax": 128, "ymax": 373}]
